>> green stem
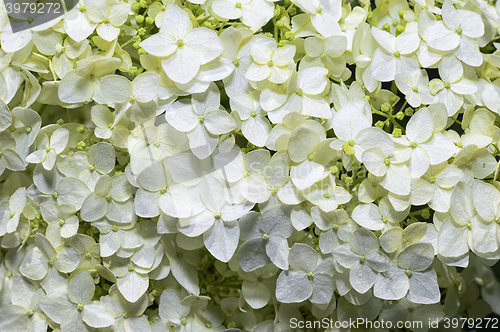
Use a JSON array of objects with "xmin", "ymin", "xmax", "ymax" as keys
[
  {"xmin": 293, "ymin": 19, "xmax": 311, "ymax": 37},
  {"xmin": 120, "ymin": 38, "xmax": 135, "ymax": 48}
]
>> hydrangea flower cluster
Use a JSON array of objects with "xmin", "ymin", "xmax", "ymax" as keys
[{"xmin": 0, "ymin": 0, "xmax": 500, "ymax": 331}]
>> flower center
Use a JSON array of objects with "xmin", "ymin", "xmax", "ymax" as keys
[
  {"xmin": 393, "ymin": 51, "xmax": 400, "ymax": 58},
  {"xmin": 444, "ymin": 82, "xmax": 451, "ymax": 89},
  {"xmin": 359, "ymin": 255, "xmax": 366, "ymax": 262},
  {"xmin": 112, "ymin": 225, "xmax": 119, "ymax": 232},
  {"xmin": 428, "ymin": 176, "xmax": 436, "ymax": 184},
  {"xmin": 405, "ymin": 269, "xmax": 412, "ymax": 276},
  {"xmin": 27, "ymin": 309, "xmax": 34, "ymax": 317},
  {"xmin": 262, "ymin": 233, "xmax": 270, "ymax": 240},
  {"xmin": 251, "ymin": 111, "xmax": 257, "ymax": 117},
  {"xmin": 267, "ymin": 61, "xmax": 273, "ymax": 67},
  {"xmin": 384, "ymin": 158, "xmax": 390, "ymax": 166},
  {"xmin": 456, "ymin": 28, "xmax": 462, "ymax": 34},
  {"xmin": 235, "ymin": 2, "xmax": 242, "ymax": 8},
  {"xmin": 412, "ymin": 86, "xmax": 418, "ymax": 92},
  {"xmin": 307, "ymin": 271, "xmax": 314, "ymax": 279},
  {"xmin": 214, "ymin": 211, "xmax": 222, "ymax": 219},
  {"xmin": 177, "ymin": 39, "xmax": 184, "ymax": 47},
  {"xmin": 410, "ymin": 142, "xmax": 417, "ymax": 148},
  {"xmin": 77, "ymin": 303, "xmax": 84, "ymax": 312},
  {"xmin": 324, "ymin": 192, "xmax": 330, "ymax": 198},
  {"xmin": 59, "ymin": 219, "xmax": 65, "ymax": 226},
  {"xmin": 295, "ymin": 88, "xmax": 303, "ymax": 96}
]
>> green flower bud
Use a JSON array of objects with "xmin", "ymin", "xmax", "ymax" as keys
[
  {"xmin": 381, "ymin": 102, "xmax": 391, "ymax": 113},
  {"xmin": 145, "ymin": 16, "xmax": 154, "ymax": 25},
  {"xmin": 383, "ymin": 23, "xmax": 391, "ymax": 31},
  {"xmin": 396, "ymin": 111, "xmax": 405, "ymax": 120},
  {"xmin": 138, "ymin": 48, "xmax": 147, "ymax": 55},
  {"xmin": 404, "ymin": 107, "xmax": 414, "ymax": 116},
  {"xmin": 375, "ymin": 120, "xmax": 385, "ymax": 129},
  {"xmin": 388, "ymin": 95, "xmax": 398, "ymax": 104},
  {"xmin": 77, "ymin": 125, "xmax": 85, "ymax": 133},
  {"xmin": 274, "ymin": 7, "xmax": 281, "ymax": 18},
  {"xmin": 131, "ymin": 2, "xmax": 141, "ymax": 12},
  {"xmin": 392, "ymin": 128, "xmax": 402, "ymax": 137},
  {"xmin": 57, "ymin": 119, "xmax": 65, "ymax": 125},
  {"xmin": 135, "ymin": 15, "xmax": 145, "ymax": 24}
]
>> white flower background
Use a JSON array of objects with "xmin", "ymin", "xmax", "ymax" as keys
[{"xmin": 0, "ymin": 0, "xmax": 499, "ymax": 331}]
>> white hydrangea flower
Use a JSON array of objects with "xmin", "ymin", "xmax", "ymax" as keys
[
  {"xmin": 237, "ymin": 205, "xmax": 293, "ymax": 271},
  {"xmin": 26, "ymin": 128, "xmax": 69, "ymax": 170},
  {"xmin": 140, "ymin": 5, "xmax": 223, "ymax": 84},
  {"xmin": 0, "ymin": 274, "xmax": 47, "ymax": 332},
  {"xmin": 39, "ymin": 269, "xmax": 115, "ymax": 330},
  {"xmin": 276, "ymin": 243, "xmax": 335, "ymax": 304},
  {"xmin": 333, "ymin": 228, "xmax": 392, "ymax": 294},
  {"xmin": 166, "ymin": 82, "xmax": 236, "ymax": 159},
  {"xmin": 291, "ymin": 0, "xmax": 342, "ymax": 37},
  {"xmin": 370, "ymin": 28, "xmax": 420, "ymax": 82},
  {"xmin": 374, "ymin": 243, "xmax": 440, "ymax": 304},
  {"xmin": 426, "ymin": 0, "xmax": 484, "ymax": 66},
  {"xmin": 245, "ymin": 41, "xmax": 296, "ymax": 84},
  {"xmin": 211, "ymin": 0, "xmax": 273, "ymax": 31}
]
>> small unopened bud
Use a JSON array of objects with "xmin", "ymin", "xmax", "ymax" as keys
[
  {"xmin": 405, "ymin": 107, "xmax": 414, "ymax": 116},
  {"xmin": 135, "ymin": 15, "xmax": 144, "ymax": 24},
  {"xmin": 381, "ymin": 102, "xmax": 391, "ymax": 113},
  {"xmin": 396, "ymin": 111, "xmax": 405, "ymax": 120}
]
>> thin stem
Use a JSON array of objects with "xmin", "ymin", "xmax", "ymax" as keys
[{"xmin": 293, "ymin": 19, "xmax": 311, "ymax": 37}]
